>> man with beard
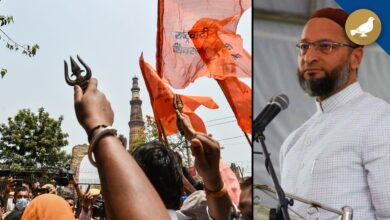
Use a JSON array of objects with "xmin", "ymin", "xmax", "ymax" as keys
[{"xmin": 280, "ymin": 8, "xmax": 390, "ymax": 219}]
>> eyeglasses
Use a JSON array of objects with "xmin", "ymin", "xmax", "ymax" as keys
[{"xmin": 296, "ymin": 40, "xmax": 357, "ymax": 55}]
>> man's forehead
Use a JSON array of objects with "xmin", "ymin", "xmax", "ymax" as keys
[
  {"xmin": 301, "ymin": 17, "xmax": 347, "ymax": 42},
  {"xmin": 16, "ymin": 191, "xmax": 29, "ymax": 196}
]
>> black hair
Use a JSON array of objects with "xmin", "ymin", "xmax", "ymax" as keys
[
  {"xmin": 133, "ymin": 141, "xmax": 183, "ymax": 210},
  {"xmin": 64, "ymin": 196, "xmax": 75, "ymax": 202},
  {"xmin": 14, "ymin": 186, "xmax": 28, "ymax": 197},
  {"xmin": 174, "ymin": 151, "xmax": 183, "ymax": 166},
  {"xmin": 22, "ymin": 180, "xmax": 32, "ymax": 190},
  {"xmin": 13, "ymin": 186, "xmax": 29, "ymax": 204}
]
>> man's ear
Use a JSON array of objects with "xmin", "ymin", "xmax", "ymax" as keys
[{"xmin": 350, "ymin": 47, "xmax": 364, "ymax": 73}]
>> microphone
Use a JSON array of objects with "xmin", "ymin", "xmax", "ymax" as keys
[{"xmin": 254, "ymin": 94, "xmax": 289, "ymax": 134}]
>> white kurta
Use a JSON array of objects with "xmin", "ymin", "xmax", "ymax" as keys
[{"xmin": 280, "ymin": 82, "xmax": 390, "ymax": 220}]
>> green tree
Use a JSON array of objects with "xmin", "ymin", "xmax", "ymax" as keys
[
  {"xmin": 168, "ymin": 134, "xmax": 192, "ymax": 168},
  {"xmin": 130, "ymin": 115, "xmax": 157, "ymax": 152},
  {"xmin": 0, "ymin": 0, "xmax": 39, "ymax": 78},
  {"xmin": 0, "ymin": 108, "xmax": 71, "ymax": 172}
]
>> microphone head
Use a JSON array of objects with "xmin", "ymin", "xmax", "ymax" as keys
[{"xmin": 271, "ymin": 94, "xmax": 289, "ymax": 110}]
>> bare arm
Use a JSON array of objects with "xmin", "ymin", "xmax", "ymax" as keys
[
  {"xmin": 177, "ymin": 110, "xmax": 232, "ymax": 220},
  {"xmin": 74, "ymin": 78, "xmax": 169, "ymax": 220},
  {"xmin": 190, "ymin": 135, "xmax": 232, "ymax": 220},
  {"xmin": 70, "ymin": 175, "xmax": 84, "ymax": 200},
  {"xmin": 3, "ymin": 177, "xmax": 15, "ymax": 212},
  {"xmin": 182, "ymin": 174, "xmax": 196, "ymax": 195}
]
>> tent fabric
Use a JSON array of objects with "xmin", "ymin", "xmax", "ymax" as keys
[{"xmin": 78, "ymin": 155, "xmax": 100, "ymax": 185}]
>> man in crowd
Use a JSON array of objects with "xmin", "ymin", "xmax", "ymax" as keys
[
  {"xmin": 133, "ymin": 142, "xmax": 187, "ymax": 219},
  {"xmin": 280, "ymin": 7, "xmax": 390, "ymax": 219},
  {"xmin": 4, "ymin": 187, "xmax": 29, "ymax": 220},
  {"xmin": 2, "ymin": 178, "xmax": 31, "ymax": 214},
  {"xmin": 41, "ymin": 184, "xmax": 56, "ymax": 195},
  {"xmin": 64, "ymin": 197, "xmax": 75, "ymax": 215}
]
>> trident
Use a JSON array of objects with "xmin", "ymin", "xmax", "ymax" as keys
[{"xmin": 64, "ymin": 55, "xmax": 92, "ymax": 91}]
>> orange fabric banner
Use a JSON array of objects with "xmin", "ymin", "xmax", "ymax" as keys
[
  {"xmin": 157, "ymin": 0, "xmax": 251, "ymax": 89},
  {"xmin": 189, "ymin": 16, "xmax": 252, "ymax": 134},
  {"xmin": 139, "ymin": 54, "xmax": 218, "ymax": 136},
  {"xmin": 190, "ymin": 16, "xmax": 251, "ymax": 80},
  {"xmin": 217, "ymin": 77, "xmax": 252, "ymax": 134}
]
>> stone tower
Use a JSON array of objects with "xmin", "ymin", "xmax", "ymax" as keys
[{"xmin": 128, "ymin": 76, "xmax": 145, "ymax": 151}]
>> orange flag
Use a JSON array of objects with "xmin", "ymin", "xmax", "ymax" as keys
[
  {"xmin": 189, "ymin": 17, "xmax": 252, "ymax": 134},
  {"xmin": 217, "ymin": 77, "xmax": 251, "ymax": 134},
  {"xmin": 157, "ymin": 0, "xmax": 251, "ymax": 89},
  {"xmin": 139, "ymin": 54, "xmax": 218, "ymax": 136},
  {"xmin": 189, "ymin": 16, "xmax": 251, "ymax": 80}
]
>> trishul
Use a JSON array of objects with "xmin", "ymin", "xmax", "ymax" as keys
[
  {"xmin": 64, "ymin": 55, "xmax": 91, "ymax": 91},
  {"xmin": 174, "ymin": 94, "xmax": 185, "ymax": 136}
]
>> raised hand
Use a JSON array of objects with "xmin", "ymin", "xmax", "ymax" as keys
[{"xmin": 74, "ymin": 78, "xmax": 114, "ymax": 136}]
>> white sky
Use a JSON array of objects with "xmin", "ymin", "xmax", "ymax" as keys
[{"xmin": 0, "ymin": 0, "xmax": 252, "ymax": 175}]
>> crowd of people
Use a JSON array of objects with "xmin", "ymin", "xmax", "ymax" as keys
[
  {"xmin": 0, "ymin": 77, "xmax": 252, "ymax": 220},
  {"xmin": 0, "ymin": 175, "xmax": 106, "ymax": 220}
]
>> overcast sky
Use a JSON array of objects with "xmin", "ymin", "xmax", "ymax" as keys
[{"xmin": 0, "ymin": 0, "xmax": 252, "ymax": 175}]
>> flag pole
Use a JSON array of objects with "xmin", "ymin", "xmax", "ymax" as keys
[
  {"xmin": 155, "ymin": 119, "xmax": 163, "ymax": 142},
  {"xmin": 243, "ymin": 131, "xmax": 252, "ymax": 147},
  {"xmin": 158, "ymin": 119, "xmax": 170, "ymax": 147}
]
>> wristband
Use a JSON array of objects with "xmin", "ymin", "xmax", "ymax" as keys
[
  {"xmin": 205, "ymin": 182, "xmax": 227, "ymax": 198},
  {"xmin": 88, "ymin": 125, "xmax": 108, "ymax": 142},
  {"xmin": 88, "ymin": 126, "xmax": 117, "ymax": 167}
]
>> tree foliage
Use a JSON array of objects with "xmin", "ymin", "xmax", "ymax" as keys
[
  {"xmin": 130, "ymin": 115, "xmax": 158, "ymax": 152},
  {"xmin": 0, "ymin": 108, "xmax": 71, "ymax": 172},
  {"xmin": 0, "ymin": 1, "xmax": 39, "ymax": 78}
]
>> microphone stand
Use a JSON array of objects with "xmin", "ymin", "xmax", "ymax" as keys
[{"xmin": 255, "ymin": 132, "xmax": 291, "ymax": 220}]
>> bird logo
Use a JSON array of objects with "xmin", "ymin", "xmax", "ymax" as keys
[
  {"xmin": 350, "ymin": 17, "xmax": 375, "ymax": 37},
  {"xmin": 345, "ymin": 9, "xmax": 382, "ymax": 46}
]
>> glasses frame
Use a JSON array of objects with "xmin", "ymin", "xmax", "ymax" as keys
[{"xmin": 296, "ymin": 40, "xmax": 358, "ymax": 55}]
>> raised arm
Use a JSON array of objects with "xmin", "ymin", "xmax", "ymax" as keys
[
  {"xmin": 74, "ymin": 78, "xmax": 169, "ymax": 220},
  {"xmin": 177, "ymin": 110, "xmax": 232, "ymax": 220}
]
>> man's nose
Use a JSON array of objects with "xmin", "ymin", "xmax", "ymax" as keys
[{"xmin": 302, "ymin": 46, "xmax": 320, "ymax": 64}]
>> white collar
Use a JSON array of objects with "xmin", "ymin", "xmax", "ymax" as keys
[{"xmin": 315, "ymin": 82, "xmax": 363, "ymax": 113}]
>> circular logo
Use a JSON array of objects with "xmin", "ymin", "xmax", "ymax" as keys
[{"xmin": 345, "ymin": 9, "xmax": 381, "ymax": 46}]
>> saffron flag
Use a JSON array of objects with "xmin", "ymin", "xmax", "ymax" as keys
[
  {"xmin": 217, "ymin": 77, "xmax": 251, "ymax": 134},
  {"xmin": 189, "ymin": 17, "xmax": 252, "ymax": 134},
  {"xmin": 157, "ymin": 0, "xmax": 251, "ymax": 89},
  {"xmin": 139, "ymin": 54, "xmax": 218, "ymax": 136},
  {"xmin": 190, "ymin": 16, "xmax": 251, "ymax": 80}
]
